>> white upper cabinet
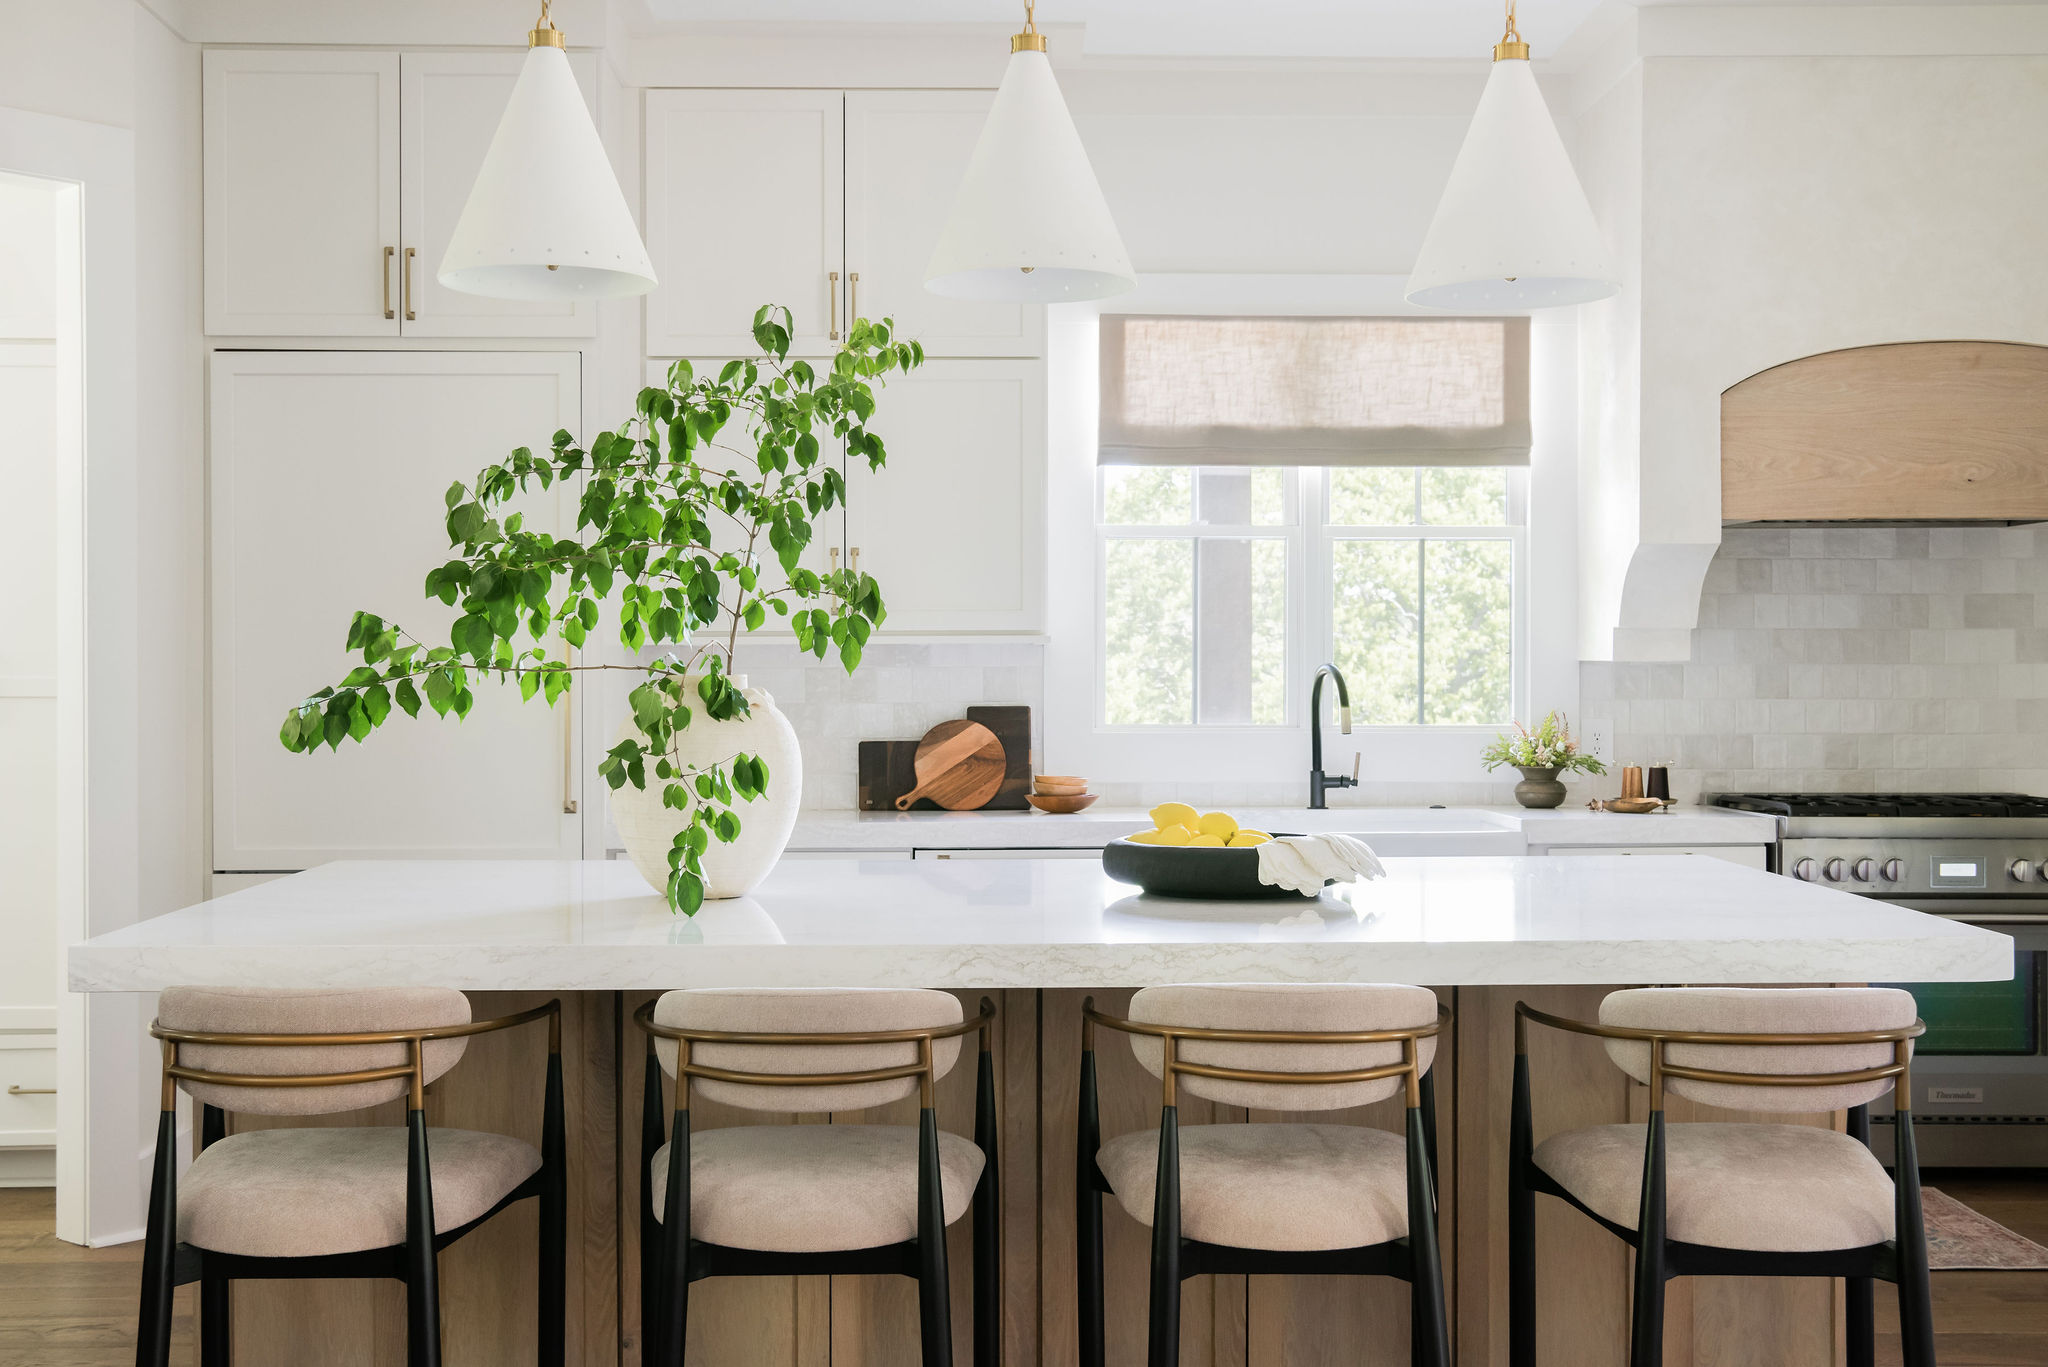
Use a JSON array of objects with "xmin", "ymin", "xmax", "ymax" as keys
[
  {"xmin": 844, "ymin": 92, "xmax": 1043, "ymax": 358},
  {"xmin": 644, "ymin": 89, "xmax": 1043, "ymax": 360},
  {"xmin": 209, "ymin": 351, "xmax": 584, "ymax": 869},
  {"xmin": 203, "ymin": 48, "xmax": 599, "ymax": 338},
  {"xmin": 205, "ymin": 50, "xmax": 401, "ymax": 337},
  {"xmin": 401, "ymin": 51, "xmax": 598, "ymax": 337},
  {"xmin": 844, "ymin": 359, "xmax": 1045, "ymax": 634},
  {"xmin": 645, "ymin": 91, "xmax": 845, "ymax": 357}
]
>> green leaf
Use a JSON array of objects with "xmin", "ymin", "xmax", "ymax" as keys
[
  {"xmin": 362, "ymin": 682, "xmax": 392, "ymax": 726},
  {"xmin": 394, "ymin": 678, "xmax": 422, "ymax": 719}
]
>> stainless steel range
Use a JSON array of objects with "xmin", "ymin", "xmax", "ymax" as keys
[{"xmin": 1712, "ymin": 792, "xmax": 2048, "ymax": 1167}]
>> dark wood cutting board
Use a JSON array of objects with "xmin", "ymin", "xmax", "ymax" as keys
[
  {"xmin": 859, "ymin": 740, "xmax": 924, "ymax": 811},
  {"xmin": 967, "ymin": 705, "xmax": 1031, "ymax": 810}
]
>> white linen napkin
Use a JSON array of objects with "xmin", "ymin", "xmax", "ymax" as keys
[{"xmin": 1254, "ymin": 833, "xmax": 1387, "ymax": 895}]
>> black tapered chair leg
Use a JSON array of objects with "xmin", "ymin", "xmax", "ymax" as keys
[
  {"xmin": 1844, "ymin": 1104, "xmax": 1875, "ymax": 1367},
  {"xmin": 917, "ymin": 1107, "xmax": 956, "ymax": 1367},
  {"xmin": 1078, "ymin": 1047, "xmax": 1106, "ymax": 1367},
  {"xmin": 134, "ymin": 1108, "xmax": 178, "ymax": 1367},
  {"xmin": 1509, "ymin": 1055, "xmax": 1536, "ymax": 1367},
  {"xmin": 656, "ymin": 1109, "xmax": 692, "ymax": 1367},
  {"xmin": 1146, "ymin": 1107, "xmax": 1182, "ymax": 1367},
  {"xmin": 1628, "ymin": 1113, "xmax": 1668, "ymax": 1367},
  {"xmin": 1893, "ymin": 1112, "xmax": 1936, "ymax": 1367},
  {"xmin": 1406, "ymin": 1105, "xmax": 1450, "ymax": 1367},
  {"xmin": 540, "ymin": 1051, "xmax": 567, "ymax": 1367},
  {"xmin": 641, "ymin": 1045, "xmax": 667, "ymax": 1363},
  {"xmin": 199, "ymin": 1270, "xmax": 231, "ymax": 1367},
  {"xmin": 405, "ymin": 1109, "xmax": 443, "ymax": 1367},
  {"xmin": 973, "ymin": 1045, "xmax": 1000, "ymax": 1367}
]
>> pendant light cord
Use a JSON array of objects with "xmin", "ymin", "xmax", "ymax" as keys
[
  {"xmin": 1494, "ymin": 0, "xmax": 1530, "ymax": 60},
  {"xmin": 1012, "ymin": 0, "xmax": 1048, "ymax": 53},
  {"xmin": 530, "ymin": 0, "xmax": 566, "ymax": 49}
]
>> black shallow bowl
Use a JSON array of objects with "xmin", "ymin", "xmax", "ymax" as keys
[{"xmin": 1099, "ymin": 834, "xmax": 1325, "ymax": 900}]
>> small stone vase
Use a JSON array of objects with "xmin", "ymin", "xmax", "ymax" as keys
[
  {"xmin": 608, "ymin": 674, "xmax": 802, "ymax": 902},
  {"xmin": 1512, "ymin": 766, "xmax": 1568, "ymax": 810}
]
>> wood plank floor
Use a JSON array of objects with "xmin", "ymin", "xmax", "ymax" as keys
[{"xmin": 2, "ymin": 1172, "xmax": 2043, "ymax": 1365}]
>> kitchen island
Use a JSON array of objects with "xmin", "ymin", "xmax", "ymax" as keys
[{"xmin": 72, "ymin": 856, "xmax": 2010, "ymax": 1367}]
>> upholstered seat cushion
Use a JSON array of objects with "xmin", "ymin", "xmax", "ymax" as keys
[
  {"xmin": 1532, "ymin": 1122, "xmax": 1896, "ymax": 1253},
  {"xmin": 1097, "ymin": 1124, "xmax": 1411, "ymax": 1252},
  {"xmin": 178, "ymin": 1127, "xmax": 541, "ymax": 1257},
  {"xmin": 649, "ymin": 1125, "xmax": 985, "ymax": 1253}
]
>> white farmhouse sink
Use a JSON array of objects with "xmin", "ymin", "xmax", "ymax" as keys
[{"xmin": 1227, "ymin": 807, "xmax": 1528, "ymax": 857}]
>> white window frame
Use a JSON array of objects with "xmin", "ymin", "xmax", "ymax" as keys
[
  {"xmin": 1091, "ymin": 467, "xmax": 1528, "ymax": 732},
  {"xmin": 1041, "ymin": 274, "xmax": 1580, "ymax": 793}
]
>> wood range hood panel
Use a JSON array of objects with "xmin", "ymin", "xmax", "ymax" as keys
[{"xmin": 1721, "ymin": 340, "xmax": 2048, "ymax": 525}]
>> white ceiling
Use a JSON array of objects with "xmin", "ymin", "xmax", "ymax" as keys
[{"xmin": 634, "ymin": 0, "xmax": 1615, "ymax": 60}]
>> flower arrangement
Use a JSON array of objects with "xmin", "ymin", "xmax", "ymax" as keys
[{"xmin": 1479, "ymin": 711, "xmax": 1608, "ymax": 777}]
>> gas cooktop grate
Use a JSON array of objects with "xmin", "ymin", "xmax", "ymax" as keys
[{"xmin": 1712, "ymin": 793, "xmax": 2048, "ymax": 819}]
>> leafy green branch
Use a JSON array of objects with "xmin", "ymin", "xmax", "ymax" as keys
[{"xmin": 278, "ymin": 306, "xmax": 924, "ymax": 914}]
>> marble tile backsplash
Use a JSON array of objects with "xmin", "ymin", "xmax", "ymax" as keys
[
  {"xmin": 1581, "ymin": 527, "xmax": 2048, "ymax": 803},
  {"xmin": 741, "ymin": 643, "xmax": 1046, "ymax": 810}
]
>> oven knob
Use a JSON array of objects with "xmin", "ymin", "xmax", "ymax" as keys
[
  {"xmin": 1880, "ymin": 859, "xmax": 1904, "ymax": 883},
  {"xmin": 1823, "ymin": 858, "xmax": 1847, "ymax": 882},
  {"xmin": 2010, "ymin": 859, "xmax": 2037, "ymax": 883},
  {"xmin": 1793, "ymin": 858, "xmax": 1819, "ymax": 882},
  {"xmin": 1852, "ymin": 858, "xmax": 1875, "ymax": 882}
]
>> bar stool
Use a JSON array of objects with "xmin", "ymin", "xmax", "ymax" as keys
[
  {"xmin": 1078, "ymin": 984, "xmax": 1451, "ymax": 1367},
  {"xmin": 1511, "ymin": 987, "xmax": 1930, "ymax": 1367},
  {"xmin": 135, "ymin": 986, "xmax": 566, "ymax": 1367},
  {"xmin": 634, "ymin": 988, "xmax": 999, "ymax": 1367}
]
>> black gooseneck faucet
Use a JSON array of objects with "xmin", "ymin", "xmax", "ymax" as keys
[{"xmin": 1309, "ymin": 662, "xmax": 1358, "ymax": 809}]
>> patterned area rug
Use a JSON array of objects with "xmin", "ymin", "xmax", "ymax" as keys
[{"xmin": 1924, "ymin": 1187, "xmax": 2048, "ymax": 1271}]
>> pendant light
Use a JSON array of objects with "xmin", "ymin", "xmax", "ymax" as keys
[
  {"xmin": 439, "ymin": 1, "xmax": 657, "ymax": 301},
  {"xmin": 924, "ymin": 0, "xmax": 1135, "ymax": 302},
  {"xmin": 1405, "ymin": 0, "xmax": 1617, "ymax": 310}
]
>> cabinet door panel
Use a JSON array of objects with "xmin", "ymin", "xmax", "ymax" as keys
[
  {"xmin": 401, "ymin": 51, "xmax": 599, "ymax": 338},
  {"xmin": 844, "ymin": 92, "xmax": 1043, "ymax": 358},
  {"xmin": 210, "ymin": 352, "xmax": 582, "ymax": 869},
  {"xmin": 204, "ymin": 50, "xmax": 400, "ymax": 337},
  {"xmin": 845, "ymin": 360, "xmax": 1045, "ymax": 634},
  {"xmin": 645, "ymin": 91, "xmax": 843, "ymax": 357}
]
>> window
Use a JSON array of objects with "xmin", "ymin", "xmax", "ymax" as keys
[{"xmin": 1096, "ymin": 315, "xmax": 1529, "ymax": 730}]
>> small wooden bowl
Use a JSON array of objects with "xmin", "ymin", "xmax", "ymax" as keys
[
  {"xmin": 1027, "ymin": 793, "xmax": 1099, "ymax": 814},
  {"xmin": 1034, "ymin": 781, "xmax": 1089, "ymax": 797},
  {"xmin": 1034, "ymin": 774, "xmax": 1087, "ymax": 789}
]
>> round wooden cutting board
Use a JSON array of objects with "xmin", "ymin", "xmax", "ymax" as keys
[{"xmin": 894, "ymin": 719, "xmax": 1006, "ymax": 811}]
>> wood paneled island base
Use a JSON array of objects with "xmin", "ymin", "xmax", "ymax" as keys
[{"xmin": 214, "ymin": 987, "xmax": 1847, "ymax": 1367}]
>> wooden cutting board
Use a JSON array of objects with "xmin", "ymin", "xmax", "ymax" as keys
[
  {"xmin": 858, "ymin": 740, "xmax": 924, "ymax": 811},
  {"xmin": 966, "ymin": 705, "xmax": 1031, "ymax": 811},
  {"xmin": 894, "ymin": 720, "xmax": 1005, "ymax": 811}
]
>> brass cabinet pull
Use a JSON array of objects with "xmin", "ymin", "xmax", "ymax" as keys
[
  {"xmin": 383, "ymin": 246, "xmax": 396, "ymax": 320},
  {"xmin": 403, "ymin": 247, "xmax": 417, "ymax": 321},
  {"xmin": 562, "ymin": 647, "xmax": 578, "ymax": 815},
  {"xmin": 850, "ymin": 546, "xmax": 861, "ymax": 573},
  {"xmin": 828, "ymin": 270, "xmax": 840, "ymax": 341},
  {"xmin": 849, "ymin": 271, "xmax": 859, "ymax": 327},
  {"xmin": 7, "ymin": 1085, "xmax": 54, "ymax": 1096},
  {"xmin": 828, "ymin": 546, "xmax": 839, "ymax": 571}
]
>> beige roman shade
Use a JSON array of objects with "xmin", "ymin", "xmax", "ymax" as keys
[{"xmin": 1098, "ymin": 314, "xmax": 1530, "ymax": 467}]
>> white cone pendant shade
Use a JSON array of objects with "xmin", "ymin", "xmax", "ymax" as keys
[
  {"xmin": 439, "ymin": 41, "xmax": 656, "ymax": 301},
  {"xmin": 925, "ymin": 45, "xmax": 1135, "ymax": 303},
  {"xmin": 1406, "ymin": 50, "xmax": 1617, "ymax": 309}
]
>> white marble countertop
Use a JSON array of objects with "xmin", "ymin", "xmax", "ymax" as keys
[
  {"xmin": 70, "ymin": 854, "xmax": 2004, "ymax": 992},
  {"xmin": 788, "ymin": 804, "xmax": 1778, "ymax": 855}
]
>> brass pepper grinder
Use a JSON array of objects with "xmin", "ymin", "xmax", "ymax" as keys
[{"xmin": 1620, "ymin": 765, "xmax": 1645, "ymax": 800}]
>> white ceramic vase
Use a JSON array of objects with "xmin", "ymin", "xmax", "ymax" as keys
[{"xmin": 608, "ymin": 675, "xmax": 803, "ymax": 900}]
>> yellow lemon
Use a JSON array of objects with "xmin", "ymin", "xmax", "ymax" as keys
[
  {"xmin": 1227, "ymin": 831, "xmax": 1270, "ymax": 848},
  {"xmin": 1125, "ymin": 829, "xmax": 1169, "ymax": 845},
  {"xmin": 1234, "ymin": 828, "xmax": 1272, "ymax": 843},
  {"xmin": 1195, "ymin": 811, "xmax": 1239, "ymax": 839},
  {"xmin": 1187, "ymin": 833, "xmax": 1227, "ymax": 847},
  {"xmin": 1151, "ymin": 824, "xmax": 1193, "ymax": 846},
  {"xmin": 1150, "ymin": 801, "xmax": 1198, "ymax": 830}
]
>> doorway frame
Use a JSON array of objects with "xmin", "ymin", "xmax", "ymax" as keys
[{"xmin": 0, "ymin": 106, "xmax": 140, "ymax": 1246}]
